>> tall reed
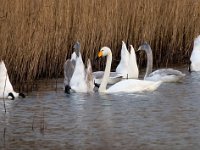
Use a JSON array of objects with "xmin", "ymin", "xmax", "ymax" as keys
[{"xmin": 0, "ymin": 0, "xmax": 200, "ymax": 83}]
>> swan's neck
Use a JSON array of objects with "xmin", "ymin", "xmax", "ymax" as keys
[
  {"xmin": 99, "ymin": 52, "xmax": 112, "ymax": 92},
  {"xmin": 144, "ymin": 49, "xmax": 153, "ymax": 79}
]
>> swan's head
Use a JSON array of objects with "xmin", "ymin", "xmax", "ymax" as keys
[
  {"xmin": 137, "ymin": 42, "xmax": 152, "ymax": 53},
  {"xmin": 98, "ymin": 47, "xmax": 111, "ymax": 58},
  {"xmin": 73, "ymin": 41, "xmax": 80, "ymax": 57}
]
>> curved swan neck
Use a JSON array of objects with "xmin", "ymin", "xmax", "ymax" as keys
[
  {"xmin": 144, "ymin": 48, "xmax": 153, "ymax": 78},
  {"xmin": 99, "ymin": 52, "xmax": 112, "ymax": 92}
]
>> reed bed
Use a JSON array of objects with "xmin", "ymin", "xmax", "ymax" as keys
[{"xmin": 0, "ymin": 0, "xmax": 200, "ymax": 84}]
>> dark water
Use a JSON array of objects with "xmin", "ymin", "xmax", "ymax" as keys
[{"xmin": 1, "ymin": 68, "xmax": 200, "ymax": 150}]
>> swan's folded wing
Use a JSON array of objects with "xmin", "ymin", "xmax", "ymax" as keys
[
  {"xmin": 93, "ymin": 71, "xmax": 123, "ymax": 79},
  {"xmin": 92, "ymin": 71, "xmax": 104, "ymax": 79},
  {"xmin": 147, "ymin": 68, "xmax": 185, "ymax": 82},
  {"xmin": 149, "ymin": 68, "xmax": 185, "ymax": 77}
]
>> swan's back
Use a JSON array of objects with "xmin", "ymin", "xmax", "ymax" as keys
[
  {"xmin": 128, "ymin": 45, "xmax": 139, "ymax": 79},
  {"xmin": 190, "ymin": 35, "xmax": 200, "ymax": 71},
  {"xmin": 106, "ymin": 79, "xmax": 161, "ymax": 93},
  {"xmin": 146, "ymin": 68, "xmax": 185, "ymax": 82},
  {"xmin": 116, "ymin": 41, "xmax": 129, "ymax": 77}
]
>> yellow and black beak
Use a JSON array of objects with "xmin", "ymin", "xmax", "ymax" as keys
[{"xmin": 98, "ymin": 51, "xmax": 103, "ymax": 58}]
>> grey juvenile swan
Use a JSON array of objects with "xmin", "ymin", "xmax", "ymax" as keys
[
  {"xmin": 64, "ymin": 42, "xmax": 94, "ymax": 93},
  {"xmin": 138, "ymin": 42, "xmax": 185, "ymax": 82}
]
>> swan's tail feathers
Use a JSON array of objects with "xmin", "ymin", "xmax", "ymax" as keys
[
  {"xmin": 19, "ymin": 93, "xmax": 26, "ymax": 98},
  {"xmin": 178, "ymin": 73, "xmax": 186, "ymax": 82},
  {"xmin": 65, "ymin": 85, "xmax": 71, "ymax": 94},
  {"xmin": 8, "ymin": 92, "xmax": 15, "ymax": 100},
  {"xmin": 147, "ymin": 81, "xmax": 162, "ymax": 91}
]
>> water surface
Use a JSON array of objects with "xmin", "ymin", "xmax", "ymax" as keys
[{"xmin": 1, "ymin": 68, "xmax": 200, "ymax": 149}]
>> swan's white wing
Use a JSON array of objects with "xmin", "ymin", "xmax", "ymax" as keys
[
  {"xmin": 0, "ymin": 61, "xmax": 15, "ymax": 98},
  {"xmin": 146, "ymin": 68, "xmax": 185, "ymax": 82},
  {"xmin": 85, "ymin": 59, "xmax": 94, "ymax": 92},
  {"xmin": 70, "ymin": 54, "xmax": 87, "ymax": 92},
  {"xmin": 128, "ymin": 45, "xmax": 139, "ymax": 79},
  {"xmin": 116, "ymin": 41, "xmax": 129, "ymax": 77},
  {"xmin": 106, "ymin": 79, "xmax": 161, "ymax": 93},
  {"xmin": 190, "ymin": 35, "xmax": 200, "ymax": 71},
  {"xmin": 64, "ymin": 59, "xmax": 74, "ymax": 86}
]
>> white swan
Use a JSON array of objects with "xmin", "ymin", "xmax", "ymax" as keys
[
  {"xmin": 138, "ymin": 42, "xmax": 185, "ymax": 82},
  {"xmin": 64, "ymin": 42, "xmax": 94, "ymax": 93},
  {"xmin": 189, "ymin": 35, "xmax": 200, "ymax": 72},
  {"xmin": 0, "ymin": 61, "xmax": 25, "ymax": 100},
  {"xmin": 97, "ymin": 47, "xmax": 162, "ymax": 93},
  {"xmin": 93, "ymin": 41, "xmax": 139, "ymax": 84}
]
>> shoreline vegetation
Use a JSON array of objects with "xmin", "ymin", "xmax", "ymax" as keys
[{"xmin": 0, "ymin": 0, "xmax": 200, "ymax": 84}]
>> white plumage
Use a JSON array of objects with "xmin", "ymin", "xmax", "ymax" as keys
[
  {"xmin": 190, "ymin": 35, "xmax": 200, "ymax": 71},
  {"xmin": 97, "ymin": 47, "xmax": 162, "ymax": 93},
  {"xmin": 0, "ymin": 61, "xmax": 21, "ymax": 99}
]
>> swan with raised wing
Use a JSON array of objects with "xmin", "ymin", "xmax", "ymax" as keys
[
  {"xmin": 64, "ymin": 42, "xmax": 94, "ymax": 93},
  {"xmin": 69, "ymin": 54, "xmax": 94, "ymax": 93},
  {"xmin": 97, "ymin": 47, "xmax": 162, "ymax": 93},
  {"xmin": 138, "ymin": 42, "xmax": 185, "ymax": 82},
  {"xmin": 64, "ymin": 42, "xmax": 80, "ymax": 93}
]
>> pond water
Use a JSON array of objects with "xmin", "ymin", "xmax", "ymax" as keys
[{"xmin": 1, "ymin": 67, "xmax": 200, "ymax": 149}]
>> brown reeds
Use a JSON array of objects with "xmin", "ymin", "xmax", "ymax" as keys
[{"xmin": 0, "ymin": 0, "xmax": 200, "ymax": 84}]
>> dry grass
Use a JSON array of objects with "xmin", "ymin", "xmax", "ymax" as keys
[{"xmin": 0, "ymin": 0, "xmax": 200, "ymax": 84}]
